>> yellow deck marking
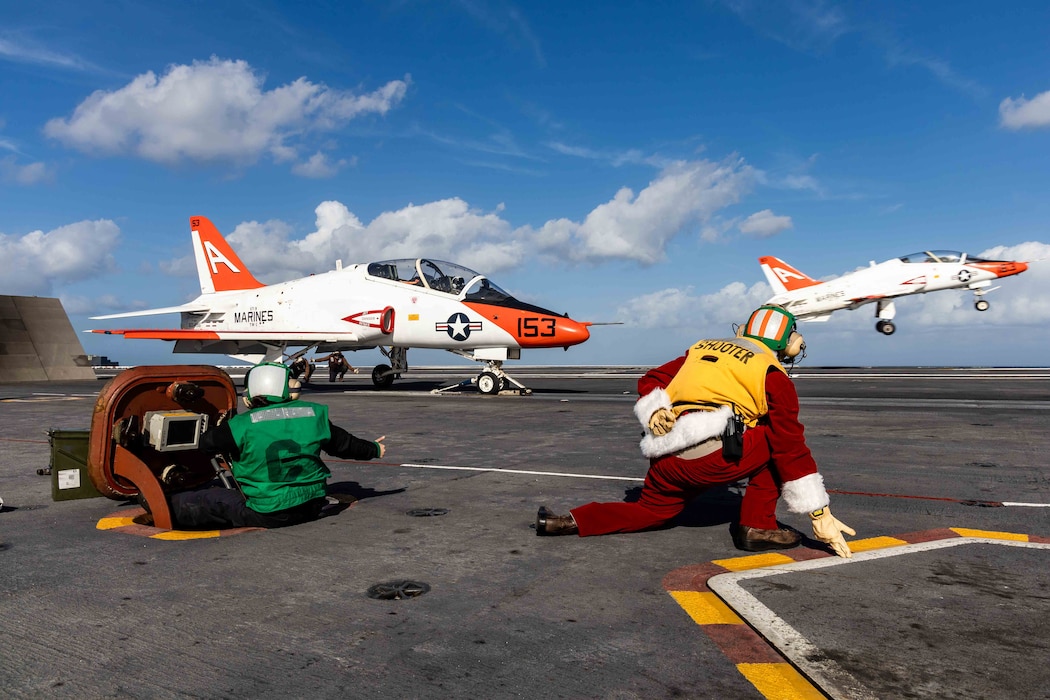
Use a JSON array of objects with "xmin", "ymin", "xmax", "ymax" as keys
[
  {"xmin": 150, "ymin": 529, "xmax": 222, "ymax": 540},
  {"xmin": 951, "ymin": 527, "xmax": 1028, "ymax": 542},
  {"xmin": 96, "ymin": 516, "xmax": 137, "ymax": 530},
  {"xmin": 737, "ymin": 663, "xmax": 826, "ymax": 700},
  {"xmin": 668, "ymin": 591, "xmax": 742, "ymax": 625},
  {"xmin": 849, "ymin": 536, "xmax": 908, "ymax": 552},
  {"xmin": 713, "ymin": 552, "xmax": 795, "ymax": 571},
  {"xmin": 96, "ymin": 515, "xmax": 221, "ymax": 539},
  {"xmin": 671, "ymin": 530, "xmax": 1044, "ymax": 700}
]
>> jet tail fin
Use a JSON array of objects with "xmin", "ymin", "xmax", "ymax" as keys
[
  {"xmin": 758, "ymin": 255, "xmax": 822, "ymax": 294},
  {"xmin": 190, "ymin": 216, "xmax": 265, "ymax": 294}
]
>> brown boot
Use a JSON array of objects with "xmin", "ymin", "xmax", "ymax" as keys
[
  {"xmin": 536, "ymin": 506, "xmax": 578, "ymax": 536},
  {"xmin": 732, "ymin": 525, "xmax": 801, "ymax": 552}
]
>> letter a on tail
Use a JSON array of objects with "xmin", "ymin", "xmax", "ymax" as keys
[
  {"xmin": 758, "ymin": 255, "xmax": 822, "ymax": 295},
  {"xmin": 190, "ymin": 216, "xmax": 265, "ymax": 294}
]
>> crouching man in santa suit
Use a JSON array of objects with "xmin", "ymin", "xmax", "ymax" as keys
[{"xmin": 536, "ymin": 305, "xmax": 855, "ymax": 558}]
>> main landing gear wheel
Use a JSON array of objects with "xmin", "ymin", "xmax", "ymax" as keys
[
  {"xmin": 477, "ymin": 371, "xmax": 503, "ymax": 395},
  {"xmin": 371, "ymin": 364, "xmax": 395, "ymax": 388},
  {"xmin": 876, "ymin": 320, "xmax": 896, "ymax": 335},
  {"xmin": 975, "ymin": 299, "xmax": 990, "ymax": 311}
]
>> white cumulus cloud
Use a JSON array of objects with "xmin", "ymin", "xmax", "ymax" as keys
[
  {"xmin": 291, "ymin": 152, "xmax": 351, "ymax": 178},
  {"xmin": 0, "ymin": 219, "xmax": 120, "ymax": 295},
  {"xmin": 0, "ymin": 156, "xmax": 53, "ymax": 185},
  {"xmin": 198, "ymin": 199, "xmax": 520, "ymax": 283},
  {"xmin": 617, "ymin": 281, "xmax": 772, "ymax": 331},
  {"xmin": 999, "ymin": 90, "xmax": 1050, "ymax": 129},
  {"xmin": 44, "ymin": 57, "xmax": 409, "ymax": 169},
  {"xmin": 160, "ymin": 156, "xmax": 755, "ymax": 281},
  {"xmin": 533, "ymin": 158, "xmax": 756, "ymax": 264},
  {"xmin": 738, "ymin": 209, "xmax": 793, "ymax": 237}
]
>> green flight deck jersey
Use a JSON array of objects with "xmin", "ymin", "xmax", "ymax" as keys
[{"xmin": 226, "ymin": 399, "xmax": 333, "ymax": 513}]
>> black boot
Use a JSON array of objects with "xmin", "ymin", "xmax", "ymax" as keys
[
  {"xmin": 731, "ymin": 525, "xmax": 801, "ymax": 552},
  {"xmin": 536, "ymin": 506, "xmax": 578, "ymax": 536},
  {"xmin": 133, "ymin": 493, "xmax": 154, "ymax": 526}
]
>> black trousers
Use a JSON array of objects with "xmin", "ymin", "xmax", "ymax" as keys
[{"xmin": 169, "ymin": 487, "xmax": 326, "ymax": 530}]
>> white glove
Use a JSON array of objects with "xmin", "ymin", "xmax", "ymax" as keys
[
  {"xmin": 810, "ymin": 506, "xmax": 855, "ymax": 558},
  {"xmin": 648, "ymin": 408, "xmax": 676, "ymax": 436}
]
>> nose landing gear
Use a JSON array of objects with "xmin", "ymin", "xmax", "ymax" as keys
[
  {"xmin": 432, "ymin": 359, "xmax": 533, "ymax": 396},
  {"xmin": 473, "ymin": 362, "xmax": 531, "ymax": 395},
  {"xmin": 876, "ymin": 320, "xmax": 896, "ymax": 335}
]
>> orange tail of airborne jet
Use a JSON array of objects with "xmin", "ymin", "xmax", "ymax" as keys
[{"xmin": 758, "ymin": 256, "xmax": 823, "ymax": 295}]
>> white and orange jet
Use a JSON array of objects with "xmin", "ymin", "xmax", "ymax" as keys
[
  {"xmin": 91, "ymin": 216, "xmax": 591, "ymax": 394},
  {"xmin": 759, "ymin": 251, "xmax": 1030, "ymax": 335}
]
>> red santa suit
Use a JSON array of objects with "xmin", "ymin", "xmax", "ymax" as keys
[{"xmin": 569, "ymin": 336, "xmax": 829, "ymax": 536}]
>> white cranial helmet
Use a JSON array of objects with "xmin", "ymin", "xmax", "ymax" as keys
[{"xmin": 245, "ymin": 362, "xmax": 292, "ymax": 403}]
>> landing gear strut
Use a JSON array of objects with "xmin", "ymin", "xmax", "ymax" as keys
[
  {"xmin": 971, "ymin": 282, "xmax": 997, "ymax": 312},
  {"xmin": 875, "ymin": 300, "xmax": 897, "ymax": 335},
  {"xmin": 372, "ymin": 347, "xmax": 407, "ymax": 389}
]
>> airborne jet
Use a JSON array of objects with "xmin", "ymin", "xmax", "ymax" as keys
[
  {"xmin": 91, "ymin": 216, "xmax": 591, "ymax": 394},
  {"xmin": 759, "ymin": 251, "xmax": 1030, "ymax": 335}
]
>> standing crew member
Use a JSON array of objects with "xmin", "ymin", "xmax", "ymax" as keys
[
  {"xmin": 167, "ymin": 362, "xmax": 386, "ymax": 530},
  {"xmin": 535, "ymin": 305, "xmax": 855, "ymax": 558}
]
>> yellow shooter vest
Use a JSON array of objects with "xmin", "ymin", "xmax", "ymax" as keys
[{"xmin": 664, "ymin": 337, "xmax": 787, "ymax": 427}]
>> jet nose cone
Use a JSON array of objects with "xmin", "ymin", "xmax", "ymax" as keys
[
  {"xmin": 560, "ymin": 318, "xmax": 591, "ymax": 347},
  {"xmin": 996, "ymin": 261, "xmax": 1028, "ymax": 277}
]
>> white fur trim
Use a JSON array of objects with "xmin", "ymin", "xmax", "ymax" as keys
[
  {"xmin": 640, "ymin": 405, "xmax": 732, "ymax": 458},
  {"xmin": 634, "ymin": 388, "xmax": 672, "ymax": 428},
  {"xmin": 780, "ymin": 472, "xmax": 829, "ymax": 514}
]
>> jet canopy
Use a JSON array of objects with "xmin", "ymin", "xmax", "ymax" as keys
[
  {"xmin": 898, "ymin": 250, "xmax": 996, "ymax": 264},
  {"xmin": 366, "ymin": 258, "xmax": 511, "ymax": 301},
  {"xmin": 365, "ymin": 258, "xmax": 566, "ymax": 316}
]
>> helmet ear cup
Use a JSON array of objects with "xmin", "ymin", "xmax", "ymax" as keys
[
  {"xmin": 288, "ymin": 378, "xmax": 301, "ymax": 401},
  {"xmin": 783, "ymin": 331, "xmax": 804, "ymax": 359}
]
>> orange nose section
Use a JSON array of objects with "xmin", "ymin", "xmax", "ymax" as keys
[
  {"xmin": 973, "ymin": 260, "xmax": 1028, "ymax": 278},
  {"xmin": 508, "ymin": 313, "xmax": 591, "ymax": 349},
  {"xmin": 1010, "ymin": 261, "xmax": 1029, "ymax": 277},
  {"xmin": 549, "ymin": 317, "xmax": 591, "ymax": 348},
  {"xmin": 464, "ymin": 303, "xmax": 591, "ymax": 349}
]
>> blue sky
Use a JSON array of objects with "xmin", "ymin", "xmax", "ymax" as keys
[{"xmin": 2, "ymin": 0, "xmax": 1048, "ymax": 368}]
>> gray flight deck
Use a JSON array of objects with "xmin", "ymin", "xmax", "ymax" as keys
[{"xmin": 1, "ymin": 366, "xmax": 1048, "ymax": 699}]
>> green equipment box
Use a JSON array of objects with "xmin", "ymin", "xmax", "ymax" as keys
[{"xmin": 48, "ymin": 429, "xmax": 103, "ymax": 501}]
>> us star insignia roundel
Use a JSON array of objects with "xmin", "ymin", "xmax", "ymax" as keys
[{"xmin": 436, "ymin": 312, "xmax": 482, "ymax": 341}]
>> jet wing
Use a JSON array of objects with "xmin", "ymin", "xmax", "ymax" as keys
[
  {"xmin": 89, "ymin": 328, "xmax": 362, "ymax": 343},
  {"xmin": 90, "ymin": 303, "xmax": 210, "ymax": 320},
  {"xmin": 797, "ymin": 313, "xmax": 832, "ymax": 322}
]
